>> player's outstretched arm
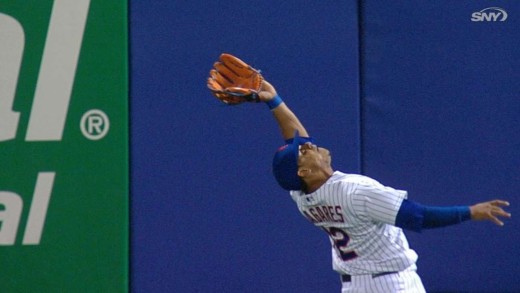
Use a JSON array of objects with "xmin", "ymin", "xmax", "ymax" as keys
[
  {"xmin": 469, "ymin": 200, "xmax": 511, "ymax": 226},
  {"xmin": 395, "ymin": 198, "xmax": 511, "ymax": 232},
  {"xmin": 257, "ymin": 80, "xmax": 309, "ymax": 140}
]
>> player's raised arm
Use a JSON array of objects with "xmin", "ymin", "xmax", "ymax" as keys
[
  {"xmin": 206, "ymin": 53, "xmax": 308, "ymax": 141},
  {"xmin": 257, "ymin": 80, "xmax": 309, "ymax": 140}
]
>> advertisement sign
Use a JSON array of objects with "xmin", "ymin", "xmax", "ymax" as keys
[{"xmin": 0, "ymin": 1, "xmax": 128, "ymax": 291}]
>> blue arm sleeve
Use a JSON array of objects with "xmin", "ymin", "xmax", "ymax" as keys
[{"xmin": 395, "ymin": 199, "xmax": 472, "ymax": 232}]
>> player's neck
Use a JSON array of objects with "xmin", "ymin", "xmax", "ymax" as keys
[{"xmin": 303, "ymin": 168, "xmax": 334, "ymax": 194}]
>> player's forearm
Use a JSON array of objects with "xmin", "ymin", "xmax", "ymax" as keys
[
  {"xmin": 270, "ymin": 99, "xmax": 309, "ymax": 140},
  {"xmin": 395, "ymin": 199, "xmax": 471, "ymax": 232}
]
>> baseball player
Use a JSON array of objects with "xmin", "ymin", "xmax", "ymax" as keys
[{"xmin": 207, "ymin": 54, "xmax": 512, "ymax": 293}]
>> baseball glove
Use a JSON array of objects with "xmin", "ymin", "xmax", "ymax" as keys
[{"xmin": 207, "ymin": 53, "xmax": 263, "ymax": 105}]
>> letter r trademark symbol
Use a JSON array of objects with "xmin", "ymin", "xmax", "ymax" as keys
[{"xmin": 80, "ymin": 109, "xmax": 110, "ymax": 140}]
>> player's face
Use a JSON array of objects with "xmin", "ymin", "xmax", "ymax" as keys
[{"xmin": 297, "ymin": 142, "xmax": 332, "ymax": 170}]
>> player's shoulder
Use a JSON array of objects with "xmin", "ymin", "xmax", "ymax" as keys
[
  {"xmin": 330, "ymin": 171, "xmax": 382, "ymax": 187},
  {"xmin": 289, "ymin": 172, "xmax": 385, "ymax": 198}
]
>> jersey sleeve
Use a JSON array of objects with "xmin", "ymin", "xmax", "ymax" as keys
[{"xmin": 353, "ymin": 184, "xmax": 408, "ymax": 225}]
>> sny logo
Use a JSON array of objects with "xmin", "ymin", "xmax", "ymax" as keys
[{"xmin": 471, "ymin": 7, "xmax": 508, "ymax": 22}]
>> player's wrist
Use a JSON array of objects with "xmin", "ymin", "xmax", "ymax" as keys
[{"xmin": 266, "ymin": 94, "xmax": 283, "ymax": 110}]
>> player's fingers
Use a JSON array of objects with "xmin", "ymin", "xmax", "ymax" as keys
[
  {"xmin": 492, "ymin": 207, "xmax": 512, "ymax": 218},
  {"xmin": 490, "ymin": 200, "xmax": 510, "ymax": 207},
  {"xmin": 489, "ymin": 215, "xmax": 505, "ymax": 226}
]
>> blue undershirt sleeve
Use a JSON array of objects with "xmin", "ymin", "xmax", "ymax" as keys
[{"xmin": 395, "ymin": 199, "xmax": 472, "ymax": 232}]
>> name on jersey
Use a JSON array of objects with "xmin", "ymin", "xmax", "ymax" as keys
[{"xmin": 303, "ymin": 205, "xmax": 345, "ymax": 224}]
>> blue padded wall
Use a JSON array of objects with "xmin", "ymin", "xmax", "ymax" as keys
[
  {"xmin": 130, "ymin": 1, "xmax": 360, "ymax": 292},
  {"xmin": 360, "ymin": 1, "xmax": 519, "ymax": 292},
  {"xmin": 131, "ymin": 1, "xmax": 518, "ymax": 292}
]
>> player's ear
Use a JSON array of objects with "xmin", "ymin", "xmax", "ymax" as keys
[{"xmin": 298, "ymin": 167, "xmax": 312, "ymax": 178}]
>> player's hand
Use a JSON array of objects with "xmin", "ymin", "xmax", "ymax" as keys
[
  {"xmin": 257, "ymin": 80, "xmax": 278, "ymax": 102},
  {"xmin": 469, "ymin": 200, "xmax": 511, "ymax": 226}
]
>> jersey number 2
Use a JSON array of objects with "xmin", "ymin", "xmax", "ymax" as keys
[{"xmin": 324, "ymin": 227, "xmax": 358, "ymax": 261}]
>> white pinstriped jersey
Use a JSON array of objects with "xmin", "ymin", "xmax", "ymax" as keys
[{"xmin": 290, "ymin": 171, "xmax": 418, "ymax": 276}]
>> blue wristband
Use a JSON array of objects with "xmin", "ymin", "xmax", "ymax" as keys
[{"xmin": 266, "ymin": 95, "xmax": 283, "ymax": 110}]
